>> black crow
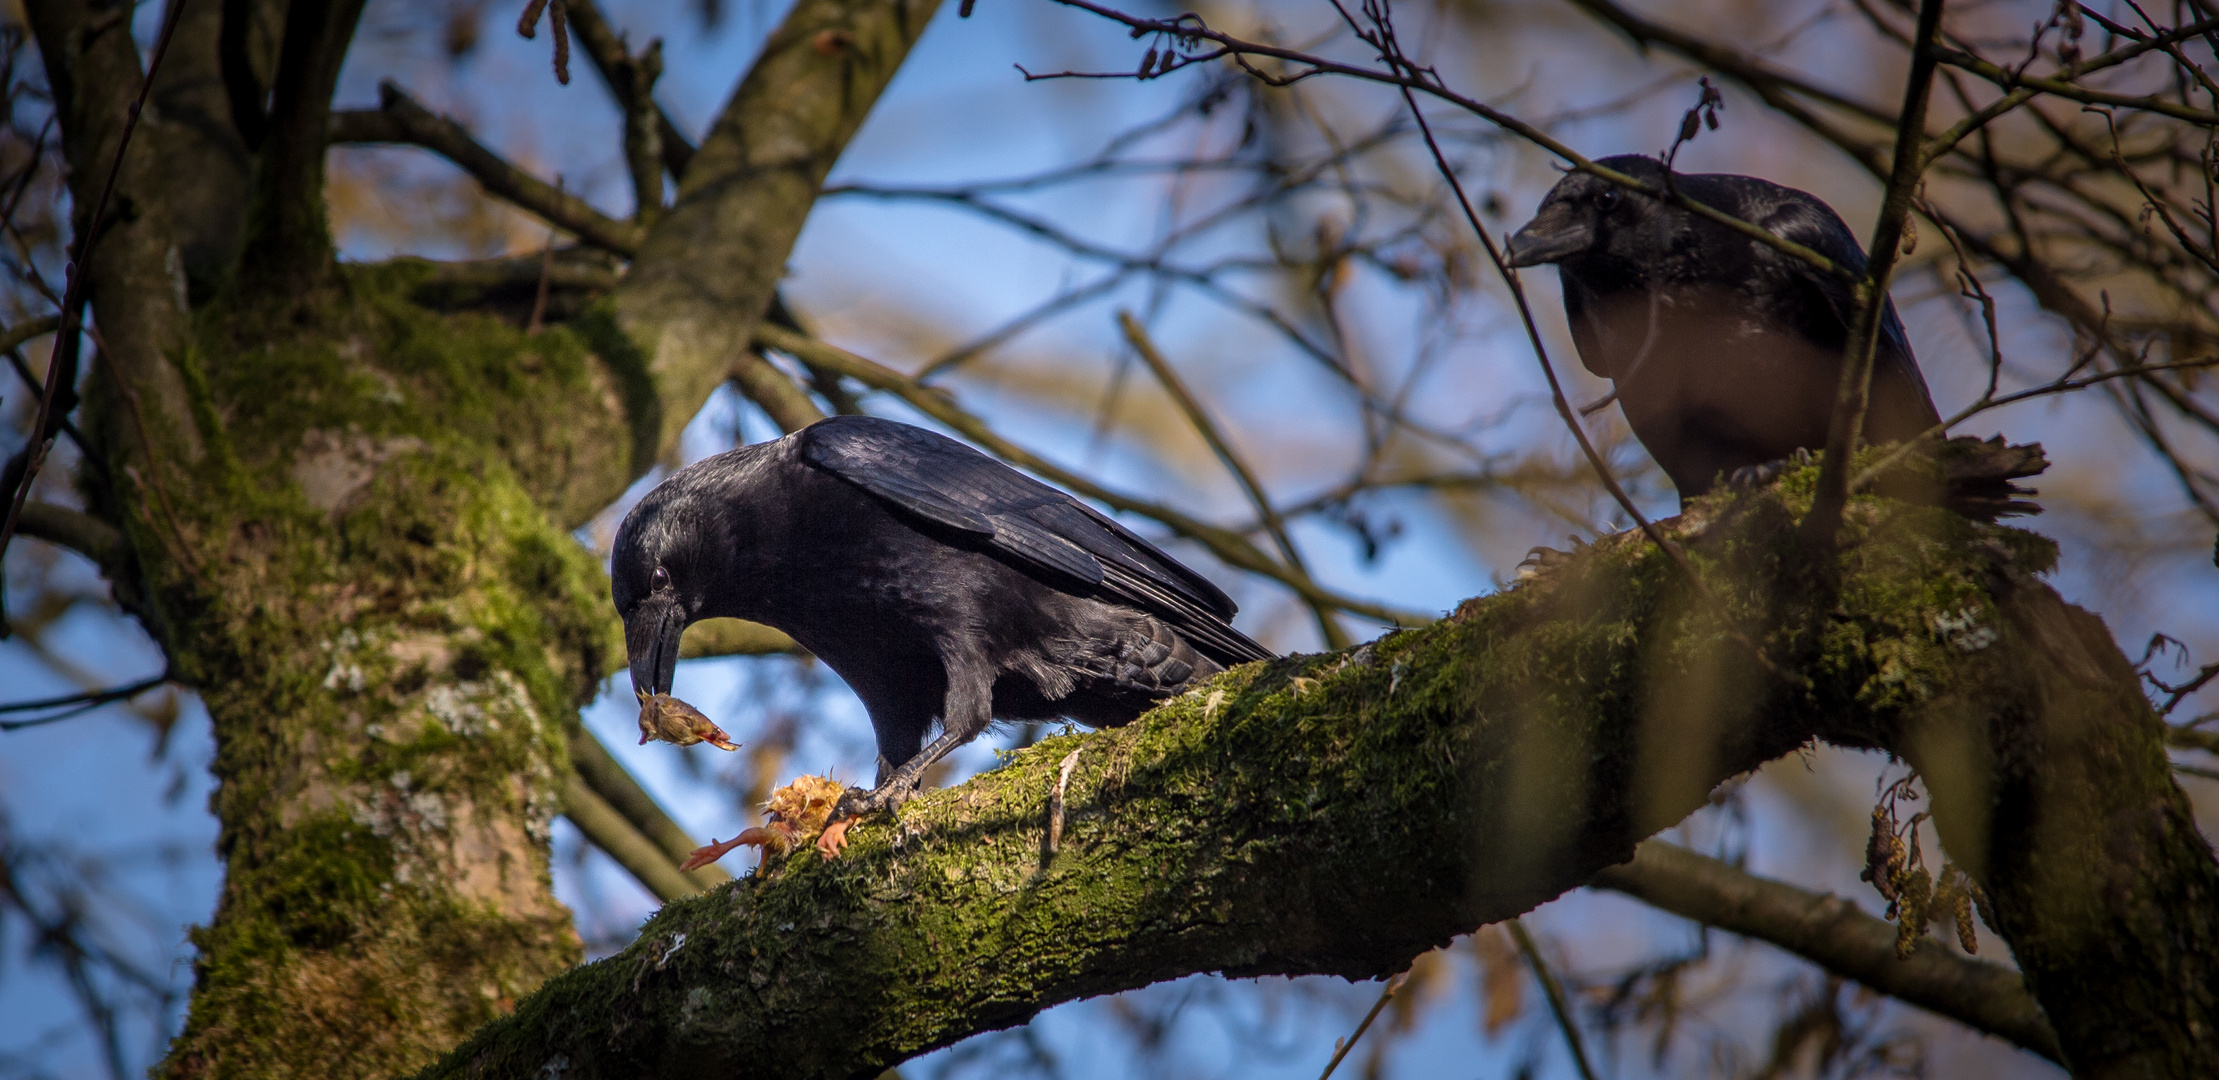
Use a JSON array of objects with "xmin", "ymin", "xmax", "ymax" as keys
[
  {"xmin": 613, "ymin": 414, "xmax": 1272, "ymax": 837},
  {"xmin": 1506, "ymin": 155, "xmax": 1941, "ymax": 503}
]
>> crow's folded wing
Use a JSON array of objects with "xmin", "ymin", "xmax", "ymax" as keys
[
  {"xmin": 1735, "ymin": 181, "xmax": 1941, "ymax": 427},
  {"xmin": 798, "ymin": 415, "xmax": 1272, "ymax": 665}
]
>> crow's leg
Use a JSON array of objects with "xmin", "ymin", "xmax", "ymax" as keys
[{"xmin": 822, "ymin": 655, "xmax": 995, "ymax": 857}]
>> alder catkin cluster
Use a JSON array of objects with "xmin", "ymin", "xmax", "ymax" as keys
[{"xmin": 1860, "ymin": 793, "xmax": 1991, "ymax": 958}]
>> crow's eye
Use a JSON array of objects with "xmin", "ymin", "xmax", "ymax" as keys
[
  {"xmin": 1594, "ymin": 187, "xmax": 1620, "ymax": 211},
  {"xmin": 652, "ymin": 565, "xmax": 671, "ymax": 590}
]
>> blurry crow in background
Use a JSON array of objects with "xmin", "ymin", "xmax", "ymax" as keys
[
  {"xmin": 1507, "ymin": 154, "xmax": 1941, "ymax": 504},
  {"xmin": 614, "ymin": 414, "xmax": 1273, "ymax": 833}
]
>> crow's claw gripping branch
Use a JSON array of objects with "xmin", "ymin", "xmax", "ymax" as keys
[
  {"xmin": 1515, "ymin": 536, "xmax": 1590, "ymax": 583},
  {"xmin": 1726, "ymin": 457, "xmax": 1793, "ymax": 491}
]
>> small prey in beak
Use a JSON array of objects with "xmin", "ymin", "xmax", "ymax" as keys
[{"xmin": 636, "ymin": 690, "xmax": 739, "ymax": 751}]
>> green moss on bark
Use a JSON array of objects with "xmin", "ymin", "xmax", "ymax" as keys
[
  {"xmin": 151, "ymin": 270, "xmax": 637, "ymax": 1080},
  {"xmin": 409, "ymin": 470, "xmax": 2212, "ymax": 1080}
]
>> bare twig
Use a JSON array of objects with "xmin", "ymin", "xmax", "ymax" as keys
[
  {"xmin": 1118, "ymin": 311, "xmax": 1351, "ymax": 649},
  {"xmin": 561, "ymin": 0, "xmax": 698, "ymax": 178},
  {"xmin": 1803, "ymin": 0, "xmax": 1948, "ymax": 552},
  {"xmin": 1508, "ymin": 918, "xmax": 1603, "ymax": 1080},
  {"xmin": 1039, "ymin": 0, "xmax": 1856, "ymax": 280},
  {"xmin": 1316, "ymin": 970, "xmax": 1408, "ymax": 1080},
  {"xmin": 0, "ymin": 670, "xmax": 171, "ymax": 731}
]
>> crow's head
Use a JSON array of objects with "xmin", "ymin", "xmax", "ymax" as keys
[
  {"xmin": 1505, "ymin": 154, "xmax": 1674, "ymax": 278},
  {"xmin": 611, "ymin": 482, "xmax": 714, "ymax": 699}
]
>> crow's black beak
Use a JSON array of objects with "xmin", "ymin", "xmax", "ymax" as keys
[
  {"xmin": 624, "ymin": 597, "xmax": 686, "ymax": 698},
  {"xmin": 1505, "ymin": 205, "xmax": 1593, "ymax": 268}
]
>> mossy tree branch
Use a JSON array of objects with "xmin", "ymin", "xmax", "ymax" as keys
[{"xmin": 427, "ymin": 481, "xmax": 2217, "ymax": 1080}]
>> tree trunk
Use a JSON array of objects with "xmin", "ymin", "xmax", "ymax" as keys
[{"xmin": 21, "ymin": 1, "xmax": 940, "ymax": 1076}]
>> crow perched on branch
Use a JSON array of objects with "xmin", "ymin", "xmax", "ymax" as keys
[
  {"xmin": 613, "ymin": 415, "xmax": 1272, "ymax": 851},
  {"xmin": 1507, "ymin": 154, "xmax": 1942, "ymax": 504}
]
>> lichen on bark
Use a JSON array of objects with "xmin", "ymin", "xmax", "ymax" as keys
[{"xmin": 155, "ymin": 272, "xmax": 637, "ymax": 1079}]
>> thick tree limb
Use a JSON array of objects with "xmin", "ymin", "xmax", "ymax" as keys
[
  {"xmin": 330, "ymin": 85, "xmax": 644, "ymax": 257},
  {"xmin": 605, "ymin": 0, "xmax": 945, "ymax": 468},
  {"xmin": 422, "ymin": 483, "xmax": 2217, "ymax": 1080},
  {"xmin": 142, "ymin": 0, "xmax": 269, "ymax": 295},
  {"xmin": 1592, "ymin": 840, "xmax": 2062, "ymax": 1062}
]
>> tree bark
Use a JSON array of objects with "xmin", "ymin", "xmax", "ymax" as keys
[{"xmin": 420, "ymin": 491, "xmax": 2216, "ymax": 1080}]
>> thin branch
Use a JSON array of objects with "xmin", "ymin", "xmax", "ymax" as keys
[
  {"xmin": 1591, "ymin": 840, "xmax": 2062, "ymax": 1062},
  {"xmin": 1315, "ymin": 971, "xmax": 1407, "ymax": 1080},
  {"xmin": 729, "ymin": 353, "xmax": 829, "ymax": 435},
  {"xmin": 0, "ymin": 670, "xmax": 171, "ymax": 731},
  {"xmin": 568, "ymin": 728, "xmax": 729, "ymax": 887},
  {"xmin": 558, "ymin": 773, "xmax": 701, "ymax": 902},
  {"xmin": 562, "ymin": 0, "xmax": 698, "ymax": 179},
  {"xmin": 1851, "ymin": 355, "xmax": 2219, "ymax": 492},
  {"xmin": 10, "ymin": 502, "xmax": 124, "ymax": 574},
  {"xmin": 1803, "ymin": 0, "xmax": 1948, "ymax": 552},
  {"xmin": 1508, "ymin": 918, "xmax": 1602, "ymax": 1080},
  {"xmin": 1118, "ymin": 311, "xmax": 1351, "ymax": 649},
  {"xmin": 1041, "ymin": 0, "xmax": 1856, "ymax": 281},
  {"xmin": 674, "ymin": 617, "xmax": 802, "ymax": 661},
  {"xmin": 1936, "ymin": 41, "xmax": 2219, "ymax": 127},
  {"xmin": 614, "ymin": 40, "xmax": 665, "ymax": 227},
  {"xmin": 330, "ymin": 82, "xmax": 644, "ymax": 256},
  {"xmin": 1918, "ymin": 19, "xmax": 2219, "ymax": 167}
]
